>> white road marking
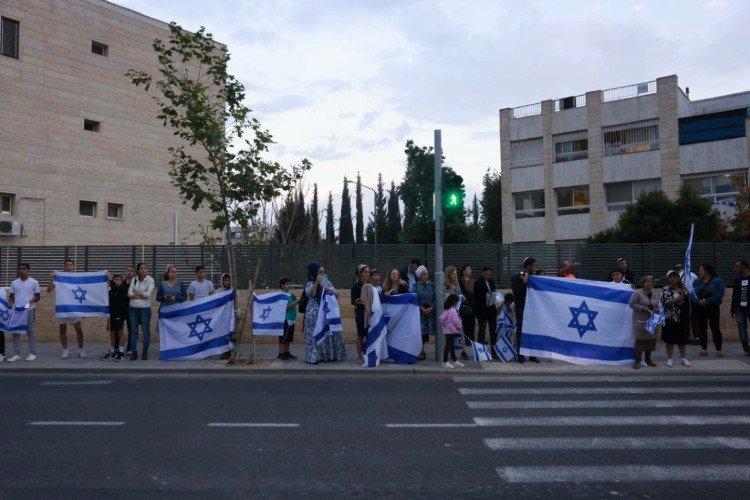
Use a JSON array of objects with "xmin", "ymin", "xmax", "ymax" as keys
[
  {"xmin": 475, "ymin": 415, "xmax": 750, "ymax": 426},
  {"xmin": 497, "ymin": 465, "xmax": 750, "ymax": 483},
  {"xmin": 40, "ymin": 380, "xmax": 114, "ymax": 386},
  {"xmin": 454, "ymin": 375, "xmax": 750, "ymax": 383},
  {"xmin": 485, "ymin": 436, "xmax": 750, "ymax": 450},
  {"xmin": 207, "ymin": 423, "xmax": 300, "ymax": 428},
  {"xmin": 385, "ymin": 423, "xmax": 478, "ymax": 428},
  {"xmin": 459, "ymin": 386, "xmax": 750, "ymax": 395},
  {"xmin": 29, "ymin": 421, "xmax": 124, "ymax": 426},
  {"xmin": 467, "ymin": 399, "xmax": 750, "ymax": 409}
]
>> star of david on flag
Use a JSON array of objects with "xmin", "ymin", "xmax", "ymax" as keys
[
  {"xmin": 0, "ymin": 288, "xmax": 28, "ymax": 334},
  {"xmin": 187, "ymin": 314, "xmax": 213, "ymax": 342},
  {"xmin": 252, "ymin": 291, "xmax": 289, "ymax": 336},
  {"xmin": 568, "ymin": 300, "xmax": 598, "ymax": 338}
]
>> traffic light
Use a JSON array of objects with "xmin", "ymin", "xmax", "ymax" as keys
[{"xmin": 442, "ymin": 172, "xmax": 464, "ymax": 211}]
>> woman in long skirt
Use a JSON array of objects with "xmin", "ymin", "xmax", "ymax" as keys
[{"xmin": 303, "ymin": 262, "xmax": 347, "ymax": 364}]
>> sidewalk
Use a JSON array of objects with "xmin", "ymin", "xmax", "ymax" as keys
[{"xmin": 1, "ymin": 341, "xmax": 748, "ymax": 375}]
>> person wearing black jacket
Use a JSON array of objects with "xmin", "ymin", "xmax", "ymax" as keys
[
  {"xmin": 103, "ymin": 274, "xmax": 130, "ymax": 361},
  {"xmin": 400, "ymin": 259, "xmax": 420, "ymax": 293},
  {"xmin": 473, "ymin": 267, "xmax": 497, "ymax": 350},
  {"xmin": 730, "ymin": 260, "xmax": 750, "ymax": 355},
  {"xmin": 511, "ymin": 257, "xmax": 539, "ymax": 363}
]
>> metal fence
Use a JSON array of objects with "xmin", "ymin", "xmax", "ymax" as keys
[{"xmin": 2, "ymin": 243, "xmax": 749, "ymax": 289}]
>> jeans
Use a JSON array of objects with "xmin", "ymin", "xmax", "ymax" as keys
[
  {"xmin": 735, "ymin": 309, "xmax": 749, "ymax": 351},
  {"xmin": 696, "ymin": 304, "xmax": 722, "ymax": 351},
  {"xmin": 128, "ymin": 307, "xmax": 151, "ymax": 353},
  {"xmin": 13, "ymin": 308, "xmax": 36, "ymax": 355}
]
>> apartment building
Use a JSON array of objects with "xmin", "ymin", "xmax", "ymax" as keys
[
  {"xmin": 0, "ymin": 0, "xmax": 214, "ymax": 245},
  {"xmin": 499, "ymin": 75, "xmax": 750, "ymax": 243}
]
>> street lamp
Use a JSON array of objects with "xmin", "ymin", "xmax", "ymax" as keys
[{"xmin": 346, "ymin": 180, "xmax": 379, "ymax": 270}]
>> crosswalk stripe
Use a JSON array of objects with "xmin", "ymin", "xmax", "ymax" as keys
[
  {"xmin": 467, "ymin": 399, "xmax": 750, "ymax": 409},
  {"xmin": 485, "ymin": 436, "xmax": 750, "ymax": 450},
  {"xmin": 386, "ymin": 423, "xmax": 478, "ymax": 428},
  {"xmin": 207, "ymin": 423, "xmax": 299, "ymax": 428},
  {"xmin": 454, "ymin": 375, "xmax": 750, "ymax": 384},
  {"xmin": 496, "ymin": 465, "xmax": 750, "ymax": 483},
  {"xmin": 40, "ymin": 380, "xmax": 114, "ymax": 386},
  {"xmin": 459, "ymin": 386, "xmax": 750, "ymax": 395},
  {"xmin": 29, "ymin": 421, "xmax": 124, "ymax": 426},
  {"xmin": 475, "ymin": 415, "xmax": 750, "ymax": 426}
]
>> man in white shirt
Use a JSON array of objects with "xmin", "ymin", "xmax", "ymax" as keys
[
  {"xmin": 47, "ymin": 259, "xmax": 86, "ymax": 359},
  {"xmin": 7, "ymin": 262, "xmax": 41, "ymax": 362},
  {"xmin": 187, "ymin": 265, "xmax": 214, "ymax": 301}
]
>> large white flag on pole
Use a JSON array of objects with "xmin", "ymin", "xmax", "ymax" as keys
[
  {"xmin": 252, "ymin": 291, "xmax": 289, "ymax": 336},
  {"xmin": 158, "ymin": 289, "xmax": 235, "ymax": 360},
  {"xmin": 0, "ymin": 288, "xmax": 28, "ymax": 334},
  {"xmin": 54, "ymin": 271, "xmax": 109, "ymax": 318},
  {"xmin": 520, "ymin": 276, "xmax": 635, "ymax": 365}
]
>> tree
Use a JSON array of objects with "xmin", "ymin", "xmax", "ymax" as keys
[
  {"xmin": 589, "ymin": 186, "xmax": 727, "ymax": 243},
  {"xmin": 385, "ymin": 180, "xmax": 402, "ymax": 243},
  {"xmin": 309, "ymin": 183, "xmax": 321, "ymax": 243},
  {"xmin": 126, "ymin": 22, "xmax": 307, "ymax": 286},
  {"xmin": 399, "ymin": 140, "xmax": 468, "ymax": 243},
  {"xmin": 471, "ymin": 194, "xmax": 480, "ymax": 227},
  {"xmin": 325, "ymin": 192, "xmax": 336, "ymax": 244},
  {"xmin": 365, "ymin": 173, "xmax": 388, "ymax": 244},
  {"xmin": 730, "ymin": 173, "xmax": 750, "ymax": 241},
  {"xmin": 480, "ymin": 169, "xmax": 503, "ymax": 242},
  {"xmin": 339, "ymin": 177, "xmax": 355, "ymax": 244},
  {"xmin": 355, "ymin": 173, "xmax": 364, "ymax": 244}
]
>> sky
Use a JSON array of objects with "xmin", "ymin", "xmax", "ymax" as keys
[{"xmin": 116, "ymin": 0, "xmax": 750, "ymax": 221}]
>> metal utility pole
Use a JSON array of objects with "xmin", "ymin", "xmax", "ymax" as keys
[{"xmin": 433, "ymin": 130, "xmax": 445, "ymax": 362}]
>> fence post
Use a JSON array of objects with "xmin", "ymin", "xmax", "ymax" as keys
[
  {"xmin": 151, "ymin": 247, "xmax": 157, "ymax": 278},
  {"xmin": 84, "ymin": 246, "xmax": 90, "ymax": 271}
]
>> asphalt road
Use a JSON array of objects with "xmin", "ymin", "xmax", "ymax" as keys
[{"xmin": 1, "ymin": 372, "xmax": 750, "ymax": 498}]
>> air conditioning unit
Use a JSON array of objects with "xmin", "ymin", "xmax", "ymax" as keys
[{"xmin": 0, "ymin": 220, "xmax": 22, "ymax": 236}]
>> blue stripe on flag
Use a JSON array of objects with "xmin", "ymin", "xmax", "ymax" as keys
[
  {"xmin": 252, "ymin": 322, "xmax": 285, "ymax": 330},
  {"xmin": 528, "ymin": 276, "xmax": 633, "ymax": 304},
  {"xmin": 380, "ymin": 293, "xmax": 419, "ymax": 306},
  {"xmin": 253, "ymin": 294, "xmax": 289, "ymax": 304},
  {"xmin": 55, "ymin": 305, "xmax": 109, "ymax": 314},
  {"xmin": 53, "ymin": 274, "xmax": 108, "ymax": 285},
  {"xmin": 159, "ymin": 292, "xmax": 235, "ymax": 319},
  {"xmin": 386, "ymin": 345, "xmax": 418, "ymax": 364},
  {"xmin": 160, "ymin": 335, "xmax": 231, "ymax": 360},
  {"xmin": 521, "ymin": 333, "xmax": 635, "ymax": 361},
  {"xmin": 364, "ymin": 318, "xmax": 387, "ymax": 351}
]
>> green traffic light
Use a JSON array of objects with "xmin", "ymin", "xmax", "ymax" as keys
[{"xmin": 449, "ymin": 193, "xmax": 458, "ymax": 206}]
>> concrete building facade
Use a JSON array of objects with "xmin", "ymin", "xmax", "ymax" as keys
[
  {"xmin": 500, "ymin": 75, "xmax": 750, "ymax": 243},
  {"xmin": 0, "ymin": 0, "xmax": 214, "ymax": 246}
]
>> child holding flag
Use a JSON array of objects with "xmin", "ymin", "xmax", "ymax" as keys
[{"xmin": 439, "ymin": 294, "xmax": 464, "ymax": 369}]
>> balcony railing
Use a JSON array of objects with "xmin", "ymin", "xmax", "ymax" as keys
[
  {"xmin": 511, "ymin": 102, "xmax": 541, "ymax": 118},
  {"xmin": 602, "ymin": 80, "xmax": 656, "ymax": 102}
]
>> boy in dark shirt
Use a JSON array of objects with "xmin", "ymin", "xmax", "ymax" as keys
[{"xmin": 103, "ymin": 275, "xmax": 129, "ymax": 361}]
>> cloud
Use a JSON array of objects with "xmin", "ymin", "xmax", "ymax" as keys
[
  {"xmin": 254, "ymin": 95, "xmax": 313, "ymax": 114},
  {"xmin": 358, "ymin": 111, "xmax": 380, "ymax": 131},
  {"xmin": 394, "ymin": 121, "xmax": 411, "ymax": 140}
]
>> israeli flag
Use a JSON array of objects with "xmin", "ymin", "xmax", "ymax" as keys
[
  {"xmin": 520, "ymin": 276, "xmax": 635, "ymax": 365},
  {"xmin": 381, "ymin": 293, "xmax": 422, "ymax": 364},
  {"xmin": 158, "ymin": 289, "xmax": 235, "ymax": 360},
  {"xmin": 493, "ymin": 334, "xmax": 517, "ymax": 363},
  {"xmin": 54, "ymin": 271, "xmax": 109, "ymax": 318},
  {"xmin": 496, "ymin": 307, "xmax": 515, "ymax": 337},
  {"xmin": 0, "ymin": 289, "xmax": 28, "ymax": 334},
  {"xmin": 467, "ymin": 337, "xmax": 492, "ymax": 362},
  {"xmin": 252, "ymin": 291, "xmax": 288, "ymax": 336},
  {"xmin": 313, "ymin": 291, "xmax": 342, "ymax": 344},
  {"xmin": 364, "ymin": 291, "xmax": 389, "ymax": 367},
  {"xmin": 684, "ymin": 223, "xmax": 695, "ymax": 297},
  {"xmin": 645, "ymin": 304, "xmax": 666, "ymax": 335}
]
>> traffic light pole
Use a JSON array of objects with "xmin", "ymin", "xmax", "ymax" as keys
[{"xmin": 433, "ymin": 129, "xmax": 445, "ymax": 362}]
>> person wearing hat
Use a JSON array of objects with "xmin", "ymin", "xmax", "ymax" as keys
[
  {"xmin": 351, "ymin": 264, "xmax": 371, "ymax": 365},
  {"xmin": 413, "ymin": 265, "xmax": 435, "ymax": 361},
  {"xmin": 401, "ymin": 258, "xmax": 421, "ymax": 293},
  {"xmin": 510, "ymin": 258, "xmax": 539, "ymax": 363}
]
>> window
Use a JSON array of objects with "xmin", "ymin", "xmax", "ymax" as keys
[
  {"xmin": 1, "ymin": 193, "xmax": 14, "ymax": 214},
  {"xmin": 554, "ymin": 131, "xmax": 588, "ymax": 162},
  {"xmin": 1, "ymin": 16, "xmax": 20, "ymax": 59},
  {"xmin": 107, "ymin": 203, "xmax": 123, "ymax": 219},
  {"xmin": 79, "ymin": 200, "xmax": 97, "ymax": 217},
  {"xmin": 91, "ymin": 40, "xmax": 108, "ymax": 56},
  {"xmin": 514, "ymin": 190, "xmax": 545, "ymax": 219},
  {"xmin": 679, "ymin": 109, "xmax": 747, "ymax": 145},
  {"xmin": 556, "ymin": 186, "xmax": 590, "ymax": 215},
  {"xmin": 605, "ymin": 179, "xmax": 661, "ymax": 211},
  {"xmin": 683, "ymin": 172, "xmax": 745, "ymax": 206},
  {"xmin": 603, "ymin": 119, "xmax": 659, "ymax": 156},
  {"xmin": 84, "ymin": 119, "xmax": 100, "ymax": 132},
  {"xmin": 510, "ymin": 138, "xmax": 543, "ymax": 168}
]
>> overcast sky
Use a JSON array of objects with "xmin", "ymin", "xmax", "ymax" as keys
[{"xmin": 116, "ymin": 0, "xmax": 749, "ymax": 219}]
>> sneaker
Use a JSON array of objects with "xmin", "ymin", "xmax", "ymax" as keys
[
  {"xmin": 276, "ymin": 354, "xmax": 286, "ymax": 362},
  {"xmin": 286, "ymin": 352, "xmax": 298, "ymax": 360},
  {"xmin": 25, "ymin": 353, "xmax": 37, "ymax": 362},
  {"xmin": 442, "ymin": 361, "xmax": 455, "ymax": 369},
  {"xmin": 665, "ymin": 359, "xmax": 674, "ymax": 367},
  {"xmin": 101, "ymin": 351, "xmax": 113, "ymax": 361},
  {"xmin": 61, "ymin": 349, "xmax": 69, "ymax": 359},
  {"xmin": 640, "ymin": 360, "xmax": 648, "ymax": 367},
  {"xmin": 453, "ymin": 360, "xmax": 465, "ymax": 368},
  {"xmin": 114, "ymin": 352, "xmax": 124, "ymax": 362},
  {"xmin": 78, "ymin": 350, "xmax": 87, "ymax": 359},
  {"xmin": 7, "ymin": 354, "xmax": 20, "ymax": 363},
  {"xmin": 681, "ymin": 358, "xmax": 691, "ymax": 367}
]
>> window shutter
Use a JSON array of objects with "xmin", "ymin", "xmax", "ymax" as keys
[{"xmin": 1, "ymin": 17, "xmax": 20, "ymax": 59}]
